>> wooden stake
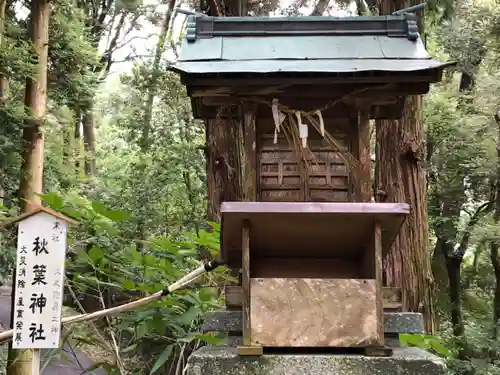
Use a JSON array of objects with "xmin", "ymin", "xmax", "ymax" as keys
[{"xmin": 31, "ymin": 350, "xmax": 40, "ymax": 375}]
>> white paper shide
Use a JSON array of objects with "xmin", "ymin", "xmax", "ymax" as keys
[{"xmin": 12, "ymin": 211, "xmax": 68, "ymax": 349}]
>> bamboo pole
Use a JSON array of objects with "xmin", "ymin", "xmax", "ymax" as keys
[{"xmin": 0, "ymin": 261, "xmax": 223, "ymax": 344}]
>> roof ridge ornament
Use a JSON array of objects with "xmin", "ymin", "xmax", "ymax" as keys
[
  {"xmin": 184, "ymin": 14, "xmax": 423, "ymax": 42},
  {"xmin": 392, "ymin": 2, "xmax": 426, "ymax": 41}
]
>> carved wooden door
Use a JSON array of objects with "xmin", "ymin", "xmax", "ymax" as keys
[{"xmin": 257, "ymin": 118, "xmax": 353, "ymax": 202}]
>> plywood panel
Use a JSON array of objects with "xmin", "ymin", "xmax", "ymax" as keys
[
  {"xmin": 251, "ymin": 257, "xmax": 362, "ymax": 278},
  {"xmin": 225, "ymin": 284, "xmax": 402, "ymax": 310},
  {"xmin": 250, "ymin": 278, "xmax": 379, "ymax": 347}
]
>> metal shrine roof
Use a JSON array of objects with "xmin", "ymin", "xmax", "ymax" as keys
[{"xmin": 170, "ymin": 14, "xmax": 454, "ymax": 76}]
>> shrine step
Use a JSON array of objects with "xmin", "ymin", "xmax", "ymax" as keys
[
  {"xmin": 184, "ymin": 346, "xmax": 446, "ymax": 375},
  {"xmin": 235, "ymin": 345, "xmax": 394, "ymax": 357}
]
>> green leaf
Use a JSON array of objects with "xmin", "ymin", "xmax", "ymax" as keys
[
  {"xmin": 104, "ymin": 209, "xmax": 130, "ymax": 222},
  {"xmin": 149, "ymin": 345, "xmax": 174, "ymax": 375},
  {"xmin": 91, "ymin": 200, "xmax": 108, "ymax": 216},
  {"xmin": 193, "ymin": 332, "xmax": 225, "ymax": 345},
  {"xmin": 88, "ymin": 247, "xmax": 104, "ymax": 264},
  {"xmin": 60, "ymin": 206, "xmax": 84, "ymax": 219},
  {"xmin": 198, "ymin": 287, "xmax": 216, "ymax": 302},
  {"xmin": 122, "ymin": 279, "xmax": 135, "ymax": 290},
  {"xmin": 177, "ymin": 306, "xmax": 201, "ymax": 325},
  {"xmin": 39, "ymin": 192, "xmax": 63, "ymax": 210}
]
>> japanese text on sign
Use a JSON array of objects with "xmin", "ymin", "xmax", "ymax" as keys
[{"xmin": 12, "ymin": 211, "xmax": 68, "ymax": 349}]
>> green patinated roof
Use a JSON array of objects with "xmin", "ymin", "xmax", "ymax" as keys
[{"xmin": 170, "ymin": 15, "xmax": 454, "ymax": 76}]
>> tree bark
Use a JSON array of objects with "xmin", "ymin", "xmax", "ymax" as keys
[
  {"xmin": 0, "ymin": 0, "xmax": 7, "ymax": 207},
  {"xmin": 375, "ymin": 0, "xmax": 435, "ymax": 333},
  {"xmin": 82, "ymin": 105, "xmax": 97, "ymax": 176},
  {"xmin": 9, "ymin": 1, "xmax": 51, "ymax": 373},
  {"xmin": 17, "ymin": 0, "xmax": 51, "ymax": 213},
  {"xmin": 375, "ymin": 97, "xmax": 435, "ymax": 333},
  {"xmin": 310, "ymin": 0, "xmax": 330, "ymax": 15},
  {"xmin": 206, "ymin": 113, "xmax": 243, "ymax": 222},
  {"xmin": 0, "ymin": 0, "xmax": 8, "ymax": 101},
  {"xmin": 141, "ymin": 0, "xmax": 175, "ymax": 151},
  {"xmin": 135, "ymin": 0, "xmax": 176, "ymax": 253},
  {"xmin": 491, "ymin": 112, "xmax": 500, "ymax": 340}
]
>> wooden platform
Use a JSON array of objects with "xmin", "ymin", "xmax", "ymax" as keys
[{"xmin": 221, "ymin": 202, "xmax": 409, "ymax": 268}]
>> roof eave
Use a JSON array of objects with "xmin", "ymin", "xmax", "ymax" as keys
[{"xmin": 169, "ymin": 59, "xmax": 456, "ymax": 77}]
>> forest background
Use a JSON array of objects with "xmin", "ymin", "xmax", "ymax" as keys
[{"xmin": 1, "ymin": 0, "xmax": 500, "ymax": 374}]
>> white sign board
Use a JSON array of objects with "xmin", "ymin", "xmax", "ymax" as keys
[{"xmin": 12, "ymin": 211, "xmax": 68, "ymax": 349}]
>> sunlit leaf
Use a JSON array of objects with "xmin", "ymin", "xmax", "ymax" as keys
[
  {"xmin": 88, "ymin": 246, "xmax": 104, "ymax": 264},
  {"xmin": 39, "ymin": 192, "xmax": 63, "ymax": 210}
]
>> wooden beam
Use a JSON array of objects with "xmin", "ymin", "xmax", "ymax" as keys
[
  {"xmin": 195, "ymin": 104, "xmax": 405, "ymax": 120},
  {"xmin": 189, "ymin": 82, "xmax": 430, "ymax": 98},
  {"xmin": 183, "ymin": 72, "xmax": 443, "ymax": 87},
  {"xmin": 225, "ymin": 285, "xmax": 402, "ymax": 310}
]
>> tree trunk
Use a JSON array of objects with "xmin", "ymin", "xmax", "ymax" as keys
[
  {"xmin": 206, "ymin": 113, "xmax": 243, "ymax": 222},
  {"xmin": 310, "ymin": 0, "xmax": 330, "ymax": 15},
  {"xmin": 491, "ymin": 112, "xmax": 500, "ymax": 340},
  {"xmin": 375, "ymin": 96, "xmax": 435, "ymax": 332},
  {"xmin": 0, "ymin": 0, "xmax": 7, "ymax": 207},
  {"xmin": 0, "ymin": 0, "xmax": 8, "ymax": 101},
  {"xmin": 17, "ymin": 0, "xmax": 50, "ymax": 213},
  {"xmin": 140, "ymin": 0, "xmax": 175, "ymax": 151},
  {"xmin": 375, "ymin": 0, "xmax": 434, "ymax": 333},
  {"xmin": 9, "ymin": 1, "xmax": 51, "ymax": 373},
  {"xmin": 446, "ymin": 254, "xmax": 467, "ymax": 356},
  {"xmin": 133, "ymin": 0, "xmax": 176, "ymax": 254},
  {"xmin": 82, "ymin": 104, "xmax": 97, "ymax": 176}
]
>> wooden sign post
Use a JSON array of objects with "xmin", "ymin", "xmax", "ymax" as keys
[{"xmin": 6, "ymin": 206, "xmax": 77, "ymax": 375}]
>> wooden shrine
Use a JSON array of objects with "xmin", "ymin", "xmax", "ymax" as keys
[
  {"xmin": 220, "ymin": 201, "xmax": 408, "ymax": 355},
  {"xmin": 170, "ymin": 12, "xmax": 452, "ymax": 356}
]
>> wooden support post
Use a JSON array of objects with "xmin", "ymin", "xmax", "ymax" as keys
[
  {"xmin": 374, "ymin": 221, "xmax": 384, "ymax": 344},
  {"xmin": 237, "ymin": 219, "xmax": 263, "ymax": 356},
  {"xmin": 242, "ymin": 103, "xmax": 258, "ymax": 202},
  {"xmin": 364, "ymin": 221, "xmax": 392, "ymax": 357},
  {"xmin": 242, "ymin": 220, "xmax": 251, "ymax": 344},
  {"xmin": 356, "ymin": 110, "xmax": 372, "ymax": 202}
]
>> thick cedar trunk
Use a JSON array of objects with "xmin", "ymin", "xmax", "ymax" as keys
[
  {"xmin": 205, "ymin": 0, "xmax": 258, "ymax": 223},
  {"xmin": 375, "ymin": 0, "xmax": 434, "ymax": 333},
  {"xmin": 17, "ymin": 0, "xmax": 50, "ymax": 213},
  {"xmin": 206, "ymin": 114, "xmax": 243, "ymax": 222},
  {"xmin": 375, "ymin": 97, "xmax": 435, "ymax": 333},
  {"xmin": 492, "ymin": 112, "xmax": 500, "ymax": 340},
  {"xmin": 9, "ymin": 0, "xmax": 51, "ymax": 373}
]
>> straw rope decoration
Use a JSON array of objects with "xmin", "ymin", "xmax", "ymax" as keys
[{"xmin": 235, "ymin": 83, "xmax": 392, "ymax": 180}]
